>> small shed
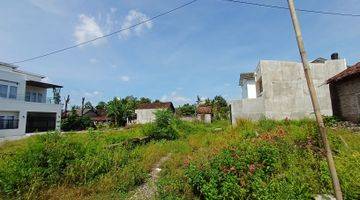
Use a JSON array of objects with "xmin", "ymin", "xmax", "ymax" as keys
[
  {"xmin": 327, "ymin": 62, "xmax": 360, "ymax": 123},
  {"xmin": 196, "ymin": 105, "xmax": 212, "ymax": 123},
  {"xmin": 135, "ymin": 102, "xmax": 175, "ymax": 124}
]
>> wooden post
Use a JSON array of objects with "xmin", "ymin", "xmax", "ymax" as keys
[{"xmin": 287, "ymin": 1, "xmax": 343, "ymax": 199}]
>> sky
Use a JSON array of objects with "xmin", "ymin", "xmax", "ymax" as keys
[{"xmin": 1, "ymin": 0, "xmax": 359, "ymax": 106}]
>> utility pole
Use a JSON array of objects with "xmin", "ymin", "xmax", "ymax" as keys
[{"xmin": 287, "ymin": 1, "xmax": 343, "ymax": 199}]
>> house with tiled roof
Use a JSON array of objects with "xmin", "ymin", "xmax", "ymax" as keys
[
  {"xmin": 327, "ymin": 62, "xmax": 360, "ymax": 122},
  {"xmin": 135, "ymin": 102, "xmax": 175, "ymax": 124},
  {"xmin": 196, "ymin": 105, "xmax": 212, "ymax": 123}
]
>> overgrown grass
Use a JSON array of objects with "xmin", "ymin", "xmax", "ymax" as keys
[
  {"xmin": 157, "ymin": 119, "xmax": 360, "ymax": 200},
  {"xmin": 0, "ymin": 119, "xmax": 359, "ymax": 199}
]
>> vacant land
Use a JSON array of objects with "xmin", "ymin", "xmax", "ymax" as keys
[{"xmin": 0, "ymin": 119, "xmax": 359, "ymax": 200}]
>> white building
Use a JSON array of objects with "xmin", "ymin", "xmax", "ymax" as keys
[
  {"xmin": 135, "ymin": 102, "xmax": 175, "ymax": 124},
  {"xmin": 0, "ymin": 62, "xmax": 62, "ymax": 137},
  {"xmin": 230, "ymin": 56, "xmax": 347, "ymax": 124}
]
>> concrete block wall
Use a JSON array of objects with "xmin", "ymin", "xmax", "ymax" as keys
[
  {"xmin": 330, "ymin": 77, "xmax": 360, "ymax": 122},
  {"xmin": 231, "ymin": 59, "xmax": 347, "ymax": 123}
]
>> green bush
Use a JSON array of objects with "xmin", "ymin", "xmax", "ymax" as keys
[
  {"xmin": 61, "ymin": 114, "xmax": 94, "ymax": 131},
  {"xmin": 323, "ymin": 115, "xmax": 341, "ymax": 127},
  {"xmin": 143, "ymin": 110, "xmax": 179, "ymax": 140}
]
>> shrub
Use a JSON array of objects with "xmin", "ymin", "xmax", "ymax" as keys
[
  {"xmin": 144, "ymin": 110, "xmax": 179, "ymax": 140},
  {"xmin": 323, "ymin": 115, "xmax": 341, "ymax": 127},
  {"xmin": 61, "ymin": 115, "xmax": 94, "ymax": 131}
]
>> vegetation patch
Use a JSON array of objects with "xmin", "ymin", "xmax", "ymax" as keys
[{"xmin": 0, "ymin": 119, "xmax": 359, "ymax": 199}]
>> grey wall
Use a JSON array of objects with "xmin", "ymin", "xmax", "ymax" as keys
[{"xmin": 231, "ymin": 59, "xmax": 346, "ymax": 124}]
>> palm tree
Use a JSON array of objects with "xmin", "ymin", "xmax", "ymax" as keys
[{"xmin": 107, "ymin": 97, "xmax": 126, "ymax": 126}]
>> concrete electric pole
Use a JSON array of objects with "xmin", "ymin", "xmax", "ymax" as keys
[{"xmin": 287, "ymin": 0, "xmax": 343, "ymax": 199}]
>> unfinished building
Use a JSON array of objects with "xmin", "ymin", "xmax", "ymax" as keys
[{"xmin": 230, "ymin": 55, "xmax": 346, "ymax": 124}]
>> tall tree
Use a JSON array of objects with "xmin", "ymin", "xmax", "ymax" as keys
[
  {"xmin": 64, "ymin": 95, "xmax": 70, "ymax": 114},
  {"xmin": 176, "ymin": 103, "xmax": 196, "ymax": 116},
  {"xmin": 107, "ymin": 97, "xmax": 127, "ymax": 126},
  {"xmin": 84, "ymin": 101, "xmax": 93, "ymax": 110},
  {"xmin": 96, "ymin": 101, "xmax": 107, "ymax": 111},
  {"xmin": 196, "ymin": 95, "xmax": 201, "ymax": 105},
  {"xmin": 212, "ymin": 95, "xmax": 229, "ymax": 120},
  {"xmin": 138, "ymin": 97, "xmax": 151, "ymax": 104},
  {"xmin": 81, "ymin": 97, "xmax": 85, "ymax": 116}
]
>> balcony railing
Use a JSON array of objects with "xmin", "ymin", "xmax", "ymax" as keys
[
  {"xmin": 0, "ymin": 95, "xmax": 61, "ymax": 105},
  {"xmin": 0, "ymin": 119, "xmax": 19, "ymax": 130}
]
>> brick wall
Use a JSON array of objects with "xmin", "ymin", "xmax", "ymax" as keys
[{"xmin": 330, "ymin": 77, "xmax": 360, "ymax": 122}]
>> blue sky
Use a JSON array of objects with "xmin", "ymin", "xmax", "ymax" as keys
[{"xmin": 1, "ymin": 0, "xmax": 359, "ymax": 106}]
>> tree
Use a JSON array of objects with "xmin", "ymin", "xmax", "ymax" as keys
[
  {"xmin": 176, "ymin": 103, "xmax": 196, "ymax": 116},
  {"xmin": 204, "ymin": 98, "xmax": 212, "ymax": 106},
  {"xmin": 84, "ymin": 101, "xmax": 93, "ymax": 110},
  {"xmin": 123, "ymin": 96, "xmax": 138, "ymax": 122},
  {"xmin": 95, "ymin": 101, "xmax": 107, "ymax": 111},
  {"xmin": 212, "ymin": 95, "xmax": 229, "ymax": 120},
  {"xmin": 138, "ymin": 97, "xmax": 151, "ymax": 104},
  {"xmin": 196, "ymin": 95, "xmax": 201, "ymax": 105},
  {"xmin": 64, "ymin": 95, "xmax": 70, "ymax": 114},
  {"xmin": 106, "ymin": 97, "xmax": 127, "ymax": 126},
  {"xmin": 81, "ymin": 97, "xmax": 85, "ymax": 116}
]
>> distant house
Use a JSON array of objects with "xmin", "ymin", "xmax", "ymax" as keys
[
  {"xmin": 327, "ymin": 62, "xmax": 360, "ymax": 123},
  {"xmin": 230, "ymin": 54, "xmax": 347, "ymax": 124},
  {"xmin": 135, "ymin": 102, "xmax": 175, "ymax": 124},
  {"xmin": 76, "ymin": 108, "xmax": 98, "ymax": 118},
  {"xmin": 196, "ymin": 105, "xmax": 212, "ymax": 123},
  {"xmin": 74, "ymin": 108, "xmax": 110, "ymax": 124}
]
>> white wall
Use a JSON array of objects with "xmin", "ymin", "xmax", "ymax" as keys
[
  {"xmin": 135, "ymin": 109, "xmax": 159, "ymax": 124},
  {"xmin": 241, "ymin": 80, "xmax": 256, "ymax": 99},
  {"xmin": 0, "ymin": 99, "xmax": 61, "ymax": 137},
  {"xmin": 0, "ymin": 65, "xmax": 61, "ymax": 137}
]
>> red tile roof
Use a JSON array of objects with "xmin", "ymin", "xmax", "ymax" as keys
[
  {"xmin": 91, "ymin": 115, "xmax": 110, "ymax": 122},
  {"xmin": 196, "ymin": 105, "xmax": 212, "ymax": 114},
  {"xmin": 327, "ymin": 62, "xmax": 360, "ymax": 83},
  {"xmin": 137, "ymin": 102, "xmax": 174, "ymax": 110}
]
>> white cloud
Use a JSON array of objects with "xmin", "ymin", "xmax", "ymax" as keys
[
  {"xmin": 84, "ymin": 91, "xmax": 101, "ymax": 97},
  {"xmin": 120, "ymin": 75, "xmax": 130, "ymax": 82},
  {"xmin": 89, "ymin": 58, "xmax": 98, "ymax": 64},
  {"xmin": 161, "ymin": 91, "xmax": 190, "ymax": 105},
  {"xmin": 110, "ymin": 64, "xmax": 118, "ymax": 69},
  {"xmin": 74, "ymin": 14, "xmax": 105, "ymax": 45},
  {"xmin": 120, "ymin": 10, "xmax": 153, "ymax": 39},
  {"xmin": 29, "ymin": 0, "xmax": 65, "ymax": 15}
]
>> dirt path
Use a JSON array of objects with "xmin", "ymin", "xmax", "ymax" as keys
[{"xmin": 129, "ymin": 153, "xmax": 171, "ymax": 200}]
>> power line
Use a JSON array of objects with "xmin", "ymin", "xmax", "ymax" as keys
[
  {"xmin": 221, "ymin": 0, "xmax": 360, "ymax": 17},
  {"xmin": 9, "ymin": 0, "xmax": 360, "ymax": 64},
  {"xmin": 10, "ymin": 0, "xmax": 199, "ymax": 64}
]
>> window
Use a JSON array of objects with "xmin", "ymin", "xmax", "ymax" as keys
[
  {"xmin": 9, "ymin": 86, "xmax": 17, "ymax": 99},
  {"xmin": 0, "ymin": 116, "xmax": 4, "ymax": 129},
  {"xmin": 256, "ymin": 77, "xmax": 263, "ymax": 97},
  {"xmin": 38, "ymin": 93, "xmax": 43, "ymax": 103},
  {"xmin": 31, "ymin": 92, "xmax": 37, "ymax": 102},
  {"xmin": 6, "ymin": 116, "xmax": 15, "ymax": 129},
  {"xmin": 0, "ymin": 116, "xmax": 18, "ymax": 129},
  {"xmin": 0, "ymin": 84, "xmax": 8, "ymax": 98},
  {"xmin": 25, "ymin": 92, "xmax": 31, "ymax": 102}
]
